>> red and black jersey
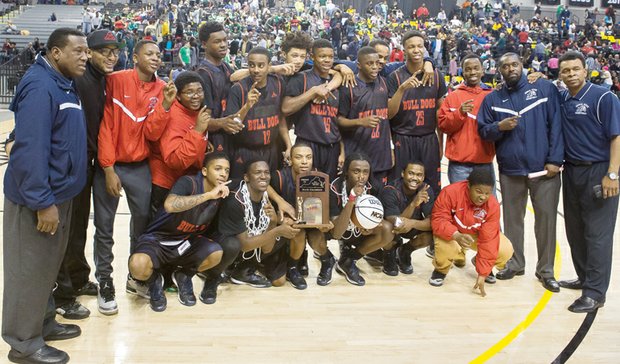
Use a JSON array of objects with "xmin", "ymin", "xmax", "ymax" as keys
[
  {"xmin": 387, "ymin": 66, "xmax": 447, "ymax": 136},
  {"xmin": 270, "ymin": 166, "xmax": 296, "ymax": 205},
  {"xmin": 224, "ymin": 74, "xmax": 282, "ymax": 148},
  {"xmin": 338, "ymin": 75, "xmax": 391, "ymax": 172},
  {"xmin": 285, "ymin": 69, "xmax": 341, "ymax": 145}
]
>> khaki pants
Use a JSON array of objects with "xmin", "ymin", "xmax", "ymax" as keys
[{"xmin": 432, "ymin": 234, "xmax": 514, "ymax": 275}]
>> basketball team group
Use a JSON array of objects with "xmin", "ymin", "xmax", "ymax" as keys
[{"xmin": 2, "ymin": 21, "xmax": 619, "ymax": 364}]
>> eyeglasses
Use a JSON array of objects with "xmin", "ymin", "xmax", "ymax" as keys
[
  {"xmin": 95, "ymin": 48, "xmax": 121, "ymax": 58},
  {"xmin": 181, "ymin": 89, "xmax": 204, "ymax": 98}
]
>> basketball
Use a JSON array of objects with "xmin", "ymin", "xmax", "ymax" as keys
[{"xmin": 352, "ymin": 195, "xmax": 384, "ymax": 230}]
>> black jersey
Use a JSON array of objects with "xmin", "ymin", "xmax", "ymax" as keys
[
  {"xmin": 380, "ymin": 179, "xmax": 435, "ymax": 220},
  {"xmin": 285, "ymin": 69, "xmax": 341, "ymax": 145},
  {"xmin": 329, "ymin": 176, "xmax": 379, "ymax": 218},
  {"xmin": 141, "ymin": 172, "xmax": 222, "ymax": 243},
  {"xmin": 218, "ymin": 184, "xmax": 268, "ymax": 238},
  {"xmin": 270, "ymin": 166, "xmax": 296, "ymax": 205},
  {"xmin": 338, "ymin": 75, "xmax": 391, "ymax": 172},
  {"xmin": 224, "ymin": 74, "xmax": 283, "ymax": 148},
  {"xmin": 387, "ymin": 66, "xmax": 447, "ymax": 136}
]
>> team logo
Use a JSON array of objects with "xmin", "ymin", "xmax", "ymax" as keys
[
  {"xmin": 473, "ymin": 208, "xmax": 487, "ymax": 221},
  {"xmin": 524, "ymin": 89, "xmax": 538, "ymax": 100},
  {"xmin": 575, "ymin": 103, "xmax": 589, "ymax": 115},
  {"xmin": 271, "ymin": 91, "xmax": 277, "ymax": 98},
  {"xmin": 148, "ymin": 97, "xmax": 158, "ymax": 110}
]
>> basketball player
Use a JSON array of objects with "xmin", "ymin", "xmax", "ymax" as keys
[
  {"xmin": 337, "ymin": 46, "xmax": 392, "ymax": 186},
  {"xmin": 224, "ymin": 47, "xmax": 290, "ymax": 178},
  {"xmin": 379, "ymin": 161, "xmax": 435, "ymax": 276},
  {"xmin": 387, "ymin": 30, "xmax": 448, "ymax": 196},
  {"xmin": 330, "ymin": 153, "xmax": 394, "ymax": 286},
  {"xmin": 282, "ymin": 39, "xmax": 344, "ymax": 179},
  {"xmin": 127, "ymin": 153, "xmax": 232, "ymax": 312},
  {"xmin": 271, "ymin": 143, "xmax": 336, "ymax": 287},
  {"xmin": 429, "ymin": 167, "xmax": 514, "ymax": 296}
]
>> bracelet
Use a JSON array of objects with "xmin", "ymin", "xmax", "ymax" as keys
[{"xmin": 348, "ymin": 194, "xmax": 356, "ymax": 203}]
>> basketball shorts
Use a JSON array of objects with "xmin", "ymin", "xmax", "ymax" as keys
[
  {"xmin": 134, "ymin": 235, "xmax": 222, "ymax": 272},
  {"xmin": 259, "ymin": 240, "xmax": 288, "ymax": 282},
  {"xmin": 390, "ymin": 132, "xmax": 441, "ymax": 196},
  {"xmin": 297, "ymin": 137, "xmax": 340, "ymax": 180}
]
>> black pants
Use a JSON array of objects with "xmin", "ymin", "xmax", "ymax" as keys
[
  {"xmin": 563, "ymin": 162, "xmax": 619, "ymax": 301},
  {"xmin": 54, "ymin": 161, "xmax": 95, "ymax": 306}
]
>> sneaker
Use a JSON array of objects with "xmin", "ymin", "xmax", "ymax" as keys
[
  {"xmin": 336, "ymin": 257, "xmax": 365, "ymax": 286},
  {"xmin": 429, "ymin": 270, "xmax": 446, "ymax": 287},
  {"xmin": 199, "ymin": 273, "xmax": 222, "ymax": 305},
  {"xmin": 172, "ymin": 271, "xmax": 196, "ymax": 306},
  {"xmin": 298, "ymin": 249, "xmax": 309, "ymax": 277},
  {"xmin": 363, "ymin": 249, "xmax": 384, "ymax": 266},
  {"xmin": 126, "ymin": 273, "xmax": 150, "ymax": 299},
  {"xmin": 230, "ymin": 267, "xmax": 272, "ymax": 288},
  {"xmin": 312, "ymin": 250, "xmax": 321, "ymax": 260},
  {"xmin": 382, "ymin": 249, "xmax": 399, "ymax": 276},
  {"xmin": 286, "ymin": 266, "xmax": 307, "ymax": 290},
  {"xmin": 317, "ymin": 253, "xmax": 336, "ymax": 286},
  {"xmin": 425, "ymin": 245, "xmax": 435, "ymax": 258},
  {"xmin": 196, "ymin": 271, "xmax": 207, "ymax": 280},
  {"xmin": 454, "ymin": 259, "xmax": 466, "ymax": 268},
  {"xmin": 485, "ymin": 272, "xmax": 497, "ymax": 284},
  {"xmin": 149, "ymin": 274, "xmax": 167, "ymax": 312},
  {"xmin": 56, "ymin": 301, "xmax": 90, "ymax": 320},
  {"xmin": 75, "ymin": 281, "xmax": 98, "ymax": 296},
  {"xmin": 97, "ymin": 279, "xmax": 118, "ymax": 315},
  {"xmin": 396, "ymin": 245, "xmax": 414, "ymax": 274}
]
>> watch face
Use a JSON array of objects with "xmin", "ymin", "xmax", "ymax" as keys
[{"xmin": 610, "ymin": 172, "xmax": 619, "ymax": 180}]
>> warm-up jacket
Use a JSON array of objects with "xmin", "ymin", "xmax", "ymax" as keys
[
  {"xmin": 149, "ymin": 100, "xmax": 208, "ymax": 189},
  {"xmin": 98, "ymin": 69, "xmax": 168, "ymax": 168},
  {"xmin": 431, "ymin": 181, "xmax": 501, "ymax": 277},
  {"xmin": 5, "ymin": 55, "xmax": 87, "ymax": 210},
  {"xmin": 477, "ymin": 75, "xmax": 564, "ymax": 176},
  {"xmin": 438, "ymin": 83, "xmax": 495, "ymax": 164}
]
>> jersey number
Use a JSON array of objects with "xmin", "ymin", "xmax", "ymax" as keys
[
  {"xmin": 323, "ymin": 117, "xmax": 331, "ymax": 134},
  {"xmin": 263, "ymin": 130, "xmax": 271, "ymax": 145},
  {"xmin": 415, "ymin": 110, "xmax": 425, "ymax": 126},
  {"xmin": 371, "ymin": 124, "xmax": 380, "ymax": 139}
]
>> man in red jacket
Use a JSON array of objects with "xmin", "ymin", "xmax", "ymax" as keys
[
  {"xmin": 429, "ymin": 167, "xmax": 514, "ymax": 297},
  {"xmin": 94, "ymin": 40, "xmax": 176, "ymax": 315},
  {"xmin": 438, "ymin": 53, "xmax": 495, "ymax": 187}
]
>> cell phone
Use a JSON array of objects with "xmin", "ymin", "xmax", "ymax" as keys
[{"xmin": 593, "ymin": 184, "xmax": 603, "ymax": 199}]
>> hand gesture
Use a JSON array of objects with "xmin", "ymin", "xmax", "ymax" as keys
[
  {"xmin": 421, "ymin": 62, "xmax": 435, "ymax": 87},
  {"xmin": 247, "ymin": 82, "xmax": 261, "ymax": 109},
  {"xmin": 163, "ymin": 80, "xmax": 177, "ymax": 111},
  {"xmin": 412, "ymin": 184, "xmax": 430, "ymax": 207},
  {"xmin": 104, "ymin": 168, "xmax": 123, "ymax": 197},
  {"xmin": 208, "ymin": 180, "xmax": 231, "ymax": 199},
  {"xmin": 339, "ymin": 65, "xmax": 357, "ymax": 88},
  {"xmin": 399, "ymin": 71, "xmax": 422, "ymax": 91},
  {"xmin": 222, "ymin": 114, "xmax": 244, "ymax": 134},
  {"xmin": 602, "ymin": 174, "xmax": 620, "ymax": 199},
  {"xmin": 452, "ymin": 231, "xmax": 475, "ymax": 249},
  {"xmin": 272, "ymin": 63, "xmax": 296, "ymax": 76},
  {"xmin": 264, "ymin": 199, "xmax": 278, "ymax": 223},
  {"xmin": 312, "ymin": 82, "xmax": 336, "ymax": 103},
  {"xmin": 277, "ymin": 200, "xmax": 297, "ymax": 223},
  {"xmin": 459, "ymin": 99, "xmax": 474, "ymax": 115},
  {"xmin": 351, "ymin": 185, "xmax": 364, "ymax": 198},
  {"xmin": 473, "ymin": 275, "xmax": 487, "ymax": 297},
  {"xmin": 337, "ymin": 151, "xmax": 345, "ymax": 173},
  {"xmin": 544, "ymin": 163, "xmax": 561, "ymax": 178},
  {"xmin": 282, "ymin": 147, "xmax": 292, "ymax": 166},
  {"xmin": 498, "ymin": 115, "xmax": 519, "ymax": 131},
  {"xmin": 277, "ymin": 221, "xmax": 301, "ymax": 239},
  {"xmin": 194, "ymin": 106, "xmax": 210, "ymax": 133},
  {"xmin": 360, "ymin": 115, "xmax": 381, "ymax": 128},
  {"xmin": 37, "ymin": 205, "xmax": 59, "ymax": 235}
]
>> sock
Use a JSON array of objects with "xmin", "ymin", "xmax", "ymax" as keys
[
  {"xmin": 348, "ymin": 249, "xmax": 363, "ymax": 261},
  {"xmin": 287, "ymin": 256, "xmax": 300, "ymax": 269}
]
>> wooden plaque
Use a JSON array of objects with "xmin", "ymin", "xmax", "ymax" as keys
[{"xmin": 293, "ymin": 171, "xmax": 330, "ymax": 229}]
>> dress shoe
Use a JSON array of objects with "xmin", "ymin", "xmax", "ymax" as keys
[
  {"xmin": 535, "ymin": 273, "xmax": 560, "ymax": 293},
  {"xmin": 43, "ymin": 323, "xmax": 81, "ymax": 341},
  {"xmin": 8, "ymin": 345, "xmax": 69, "ymax": 364},
  {"xmin": 568, "ymin": 296, "xmax": 605, "ymax": 313},
  {"xmin": 495, "ymin": 267, "xmax": 525, "ymax": 280},
  {"xmin": 55, "ymin": 301, "xmax": 90, "ymax": 320},
  {"xmin": 558, "ymin": 278, "xmax": 583, "ymax": 290}
]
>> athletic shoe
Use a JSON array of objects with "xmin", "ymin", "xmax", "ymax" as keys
[
  {"xmin": 425, "ymin": 245, "xmax": 435, "ymax": 258},
  {"xmin": 75, "ymin": 281, "xmax": 98, "ymax": 296},
  {"xmin": 286, "ymin": 266, "xmax": 307, "ymax": 290},
  {"xmin": 230, "ymin": 267, "xmax": 272, "ymax": 288},
  {"xmin": 363, "ymin": 249, "xmax": 384, "ymax": 266},
  {"xmin": 196, "ymin": 271, "xmax": 207, "ymax": 280},
  {"xmin": 312, "ymin": 250, "xmax": 321, "ymax": 260},
  {"xmin": 126, "ymin": 273, "xmax": 150, "ymax": 299},
  {"xmin": 199, "ymin": 273, "xmax": 222, "ymax": 305},
  {"xmin": 172, "ymin": 271, "xmax": 197, "ymax": 306},
  {"xmin": 396, "ymin": 245, "xmax": 414, "ymax": 274},
  {"xmin": 336, "ymin": 257, "xmax": 365, "ymax": 286},
  {"xmin": 317, "ymin": 253, "xmax": 336, "ymax": 286},
  {"xmin": 382, "ymin": 249, "xmax": 399, "ymax": 276},
  {"xmin": 97, "ymin": 279, "xmax": 118, "ymax": 315},
  {"xmin": 429, "ymin": 270, "xmax": 446, "ymax": 287},
  {"xmin": 454, "ymin": 258, "xmax": 466, "ymax": 268},
  {"xmin": 298, "ymin": 249, "xmax": 309, "ymax": 277},
  {"xmin": 485, "ymin": 272, "xmax": 497, "ymax": 284},
  {"xmin": 56, "ymin": 301, "xmax": 90, "ymax": 320},
  {"xmin": 149, "ymin": 274, "xmax": 167, "ymax": 312}
]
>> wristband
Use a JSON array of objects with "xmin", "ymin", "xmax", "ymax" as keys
[{"xmin": 348, "ymin": 190, "xmax": 357, "ymax": 202}]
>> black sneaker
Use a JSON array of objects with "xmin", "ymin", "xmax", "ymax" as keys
[
  {"xmin": 429, "ymin": 270, "xmax": 446, "ymax": 287},
  {"xmin": 149, "ymin": 274, "xmax": 167, "ymax": 312},
  {"xmin": 199, "ymin": 273, "xmax": 222, "ymax": 305},
  {"xmin": 286, "ymin": 266, "xmax": 308, "ymax": 290},
  {"xmin": 298, "ymin": 249, "xmax": 309, "ymax": 277},
  {"xmin": 56, "ymin": 301, "xmax": 90, "ymax": 320},
  {"xmin": 230, "ymin": 267, "xmax": 272, "ymax": 288},
  {"xmin": 317, "ymin": 253, "xmax": 336, "ymax": 286},
  {"xmin": 363, "ymin": 249, "xmax": 384, "ymax": 266},
  {"xmin": 97, "ymin": 279, "xmax": 118, "ymax": 315},
  {"xmin": 76, "ymin": 281, "xmax": 98, "ymax": 296},
  {"xmin": 172, "ymin": 271, "xmax": 196, "ymax": 306},
  {"xmin": 396, "ymin": 245, "xmax": 414, "ymax": 274},
  {"xmin": 336, "ymin": 257, "xmax": 365, "ymax": 286},
  {"xmin": 425, "ymin": 245, "xmax": 435, "ymax": 258},
  {"xmin": 382, "ymin": 249, "xmax": 399, "ymax": 276}
]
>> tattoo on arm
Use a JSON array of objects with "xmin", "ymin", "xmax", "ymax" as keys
[{"xmin": 165, "ymin": 194, "xmax": 206, "ymax": 213}]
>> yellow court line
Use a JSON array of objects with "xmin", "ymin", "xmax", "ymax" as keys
[{"xmin": 470, "ymin": 206, "xmax": 563, "ymax": 363}]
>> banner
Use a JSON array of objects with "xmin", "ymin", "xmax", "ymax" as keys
[
  {"xmin": 569, "ymin": 0, "xmax": 594, "ymax": 6},
  {"xmin": 602, "ymin": 0, "xmax": 620, "ymax": 9},
  {"xmin": 541, "ymin": 0, "xmax": 560, "ymax": 5}
]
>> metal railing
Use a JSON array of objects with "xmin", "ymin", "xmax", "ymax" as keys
[{"xmin": 0, "ymin": 48, "xmax": 34, "ymax": 108}]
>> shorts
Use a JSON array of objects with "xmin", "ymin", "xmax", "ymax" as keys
[
  {"xmin": 258, "ymin": 240, "xmax": 288, "ymax": 282},
  {"xmin": 134, "ymin": 235, "xmax": 222, "ymax": 272},
  {"xmin": 230, "ymin": 143, "xmax": 280, "ymax": 179},
  {"xmin": 297, "ymin": 137, "xmax": 340, "ymax": 179},
  {"xmin": 390, "ymin": 133, "xmax": 441, "ymax": 196}
]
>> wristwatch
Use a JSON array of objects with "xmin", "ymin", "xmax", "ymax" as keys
[{"xmin": 607, "ymin": 172, "xmax": 619, "ymax": 181}]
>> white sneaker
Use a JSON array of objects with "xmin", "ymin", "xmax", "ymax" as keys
[
  {"xmin": 126, "ymin": 274, "xmax": 150, "ymax": 299},
  {"xmin": 97, "ymin": 279, "xmax": 118, "ymax": 315}
]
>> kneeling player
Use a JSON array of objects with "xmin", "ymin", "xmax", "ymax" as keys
[
  {"xmin": 429, "ymin": 167, "xmax": 514, "ymax": 297},
  {"xmin": 330, "ymin": 153, "xmax": 394, "ymax": 286},
  {"xmin": 380, "ymin": 161, "xmax": 435, "ymax": 276},
  {"xmin": 128, "ymin": 153, "xmax": 234, "ymax": 312}
]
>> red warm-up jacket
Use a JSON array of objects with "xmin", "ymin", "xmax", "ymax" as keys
[
  {"xmin": 437, "ymin": 83, "xmax": 495, "ymax": 164},
  {"xmin": 150, "ymin": 100, "xmax": 208, "ymax": 189},
  {"xmin": 98, "ymin": 69, "xmax": 168, "ymax": 168},
  {"xmin": 431, "ymin": 181, "xmax": 500, "ymax": 277}
]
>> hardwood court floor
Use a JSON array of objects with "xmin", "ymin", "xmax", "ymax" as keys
[{"xmin": 0, "ymin": 128, "xmax": 618, "ymax": 363}]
